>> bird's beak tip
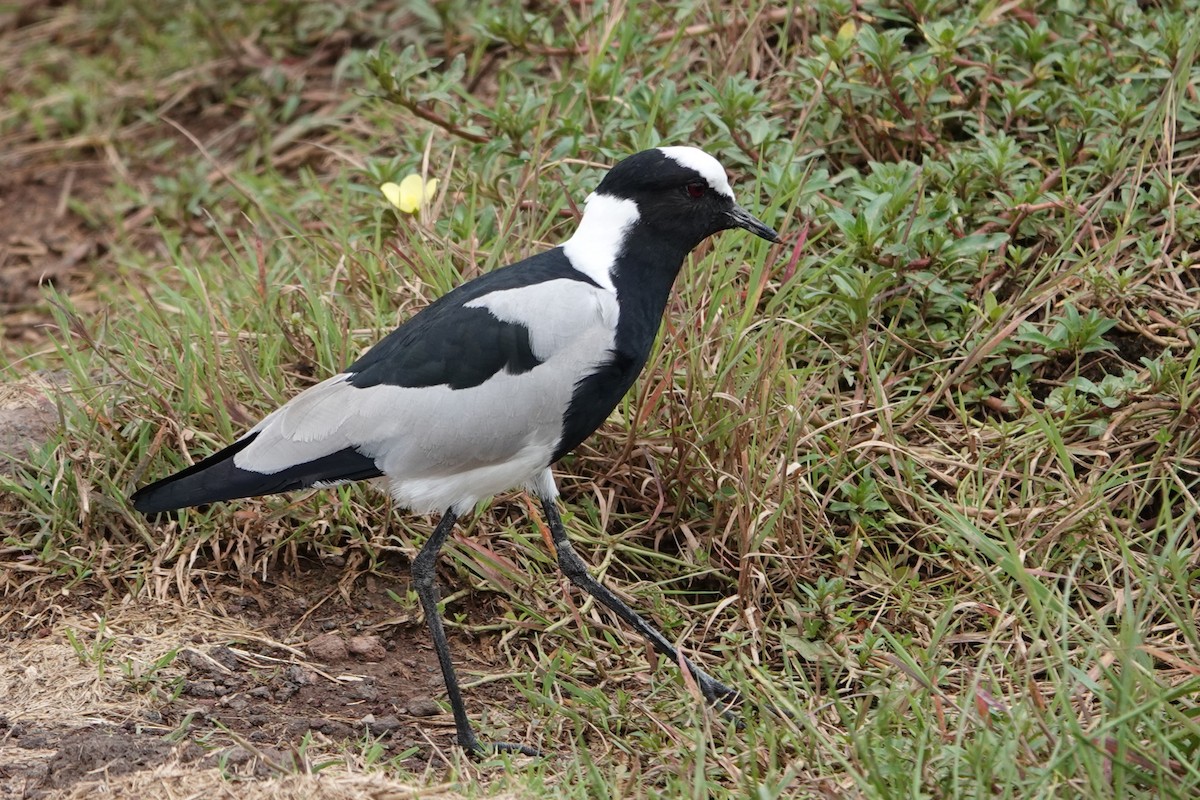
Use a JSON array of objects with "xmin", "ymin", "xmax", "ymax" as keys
[{"xmin": 729, "ymin": 204, "xmax": 780, "ymax": 243}]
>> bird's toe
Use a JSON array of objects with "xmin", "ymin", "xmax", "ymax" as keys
[{"xmin": 461, "ymin": 736, "xmax": 544, "ymax": 759}]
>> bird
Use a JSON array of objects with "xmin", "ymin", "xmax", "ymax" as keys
[{"xmin": 130, "ymin": 146, "xmax": 781, "ymax": 756}]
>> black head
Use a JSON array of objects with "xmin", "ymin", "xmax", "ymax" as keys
[{"xmin": 592, "ymin": 147, "xmax": 780, "ymax": 251}]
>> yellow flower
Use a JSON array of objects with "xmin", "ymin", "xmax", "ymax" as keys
[
  {"xmin": 836, "ymin": 20, "xmax": 857, "ymax": 46},
  {"xmin": 381, "ymin": 174, "xmax": 438, "ymax": 214}
]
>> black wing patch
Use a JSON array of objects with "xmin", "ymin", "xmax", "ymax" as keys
[
  {"xmin": 346, "ymin": 248, "xmax": 598, "ymax": 391},
  {"xmin": 347, "ymin": 305, "xmax": 541, "ymax": 390}
]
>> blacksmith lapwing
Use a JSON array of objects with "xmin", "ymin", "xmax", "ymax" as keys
[{"xmin": 131, "ymin": 146, "xmax": 780, "ymax": 756}]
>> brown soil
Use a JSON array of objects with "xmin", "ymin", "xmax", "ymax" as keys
[
  {"xmin": 0, "ymin": 561, "xmax": 539, "ymax": 798},
  {"xmin": 0, "ymin": 162, "xmax": 110, "ymax": 347}
]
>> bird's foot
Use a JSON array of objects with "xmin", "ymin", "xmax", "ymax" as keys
[
  {"xmin": 460, "ymin": 734, "xmax": 543, "ymax": 759},
  {"xmin": 699, "ymin": 676, "xmax": 739, "ymax": 708},
  {"xmin": 697, "ymin": 673, "xmax": 793, "ymax": 726},
  {"xmin": 698, "ymin": 676, "xmax": 746, "ymax": 726}
]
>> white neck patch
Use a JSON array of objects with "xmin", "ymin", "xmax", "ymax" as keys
[
  {"xmin": 658, "ymin": 146, "xmax": 734, "ymax": 199},
  {"xmin": 562, "ymin": 192, "xmax": 638, "ymax": 292}
]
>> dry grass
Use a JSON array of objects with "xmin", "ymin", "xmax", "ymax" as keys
[{"xmin": 52, "ymin": 769, "xmax": 472, "ymax": 800}]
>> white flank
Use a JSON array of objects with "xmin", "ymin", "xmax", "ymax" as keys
[
  {"xmin": 561, "ymin": 192, "xmax": 639, "ymax": 292},
  {"xmin": 658, "ymin": 146, "xmax": 734, "ymax": 198},
  {"xmin": 525, "ymin": 467, "xmax": 557, "ymax": 501}
]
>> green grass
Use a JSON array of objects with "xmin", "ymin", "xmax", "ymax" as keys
[{"xmin": 3, "ymin": 0, "xmax": 1200, "ymax": 797}]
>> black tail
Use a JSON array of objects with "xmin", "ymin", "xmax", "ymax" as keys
[{"xmin": 130, "ymin": 432, "xmax": 383, "ymax": 514}]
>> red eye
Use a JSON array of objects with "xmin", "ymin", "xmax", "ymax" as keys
[{"xmin": 686, "ymin": 182, "xmax": 705, "ymax": 199}]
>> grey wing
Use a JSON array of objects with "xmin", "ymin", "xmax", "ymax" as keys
[{"xmin": 233, "ymin": 279, "xmax": 619, "ymax": 490}]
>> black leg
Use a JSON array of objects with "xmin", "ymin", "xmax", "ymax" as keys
[
  {"xmin": 538, "ymin": 496, "xmax": 741, "ymax": 711},
  {"xmin": 412, "ymin": 509, "xmax": 540, "ymax": 757}
]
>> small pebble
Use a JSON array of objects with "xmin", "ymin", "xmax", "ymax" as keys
[
  {"xmin": 346, "ymin": 635, "xmax": 386, "ymax": 662},
  {"xmin": 366, "ymin": 714, "xmax": 403, "ymax": 735},
  {"xmin": 284, "ymin": 664, "xmax": 311, "ymax": 685},
  {"xmin": 184, "ymin": 679, "xmax": 219, "ymax": 698},
  {"xmin": 406, "ymin": 696, "xmax": 441, "ymax": 717},
  {"xmin": 306, "ymin": 632, "xmax": 348, "ymax": 662}
]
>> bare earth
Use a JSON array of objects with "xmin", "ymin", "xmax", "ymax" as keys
[{"xmin": 1, "ymin": 562, "xmax": 535, "ymax": 798}]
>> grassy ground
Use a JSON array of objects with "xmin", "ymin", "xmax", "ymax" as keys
[{"xmin": 3, "ymin": 0, "xmax": 1199, "ymax": 797}]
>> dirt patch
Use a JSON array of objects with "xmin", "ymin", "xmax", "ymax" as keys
[
  {"xmin": 26, "ymin": 763, "xmax": 476, "ymax": 800},
  {"xmin": 1, "ymin": 721, "xmax": 475, "ymax": 799},
  {"xmin": 0, "ymin": 563, "xmax": 540, "ymax": 797},
  {"xmin": 3, "ymin": 723, "xmax": 204, "ymax": 793},
  {"xmin": 0, "ymin": 163, "xmax": 109, "ymax": 346},
  {"xmin": 0, "ymin": 375, "xmax": 59, "ymax": 473},
  {"xmin": 161, "ymin": 618, "xmax": 456, "ymax": 749}
]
